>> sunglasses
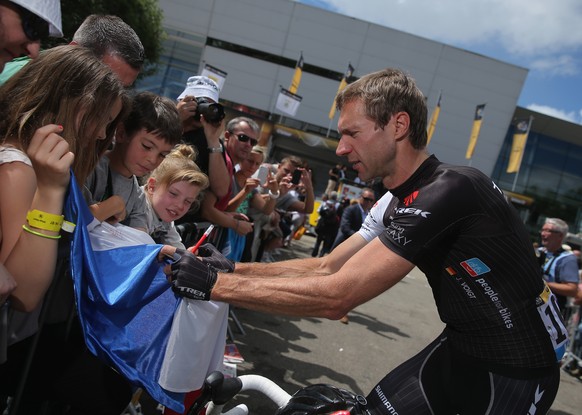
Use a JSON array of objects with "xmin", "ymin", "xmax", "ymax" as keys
[
  {"xmin": 17, "ymin": 5, "xmax": 49, "ymax": 41},
  {"xmin": 233, "ymin": 133, "xmax": 258, "ymax": 147},
  {"xmin": 363, "ymin": 197, "xmax": 375, "ymax": 202}
]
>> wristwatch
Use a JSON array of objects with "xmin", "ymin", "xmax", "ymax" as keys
[{"xmin": 208, "ymin": 146, "xmax": 223, "ymax": 153}]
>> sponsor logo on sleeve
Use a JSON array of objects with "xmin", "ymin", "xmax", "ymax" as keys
[
  {"xmin": 460, "ymin": 258, "xmax": 491, "ymax": 277},
  {"xmin": 386, "ymin": 223, "xmax": 412, "ymax": 246}
]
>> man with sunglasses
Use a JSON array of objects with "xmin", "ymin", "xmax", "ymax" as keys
[
  {"xmin": 0, "ymin": 0, "xmax": 61, "ymax": 72},
  {"xmin": 331, "ymin": 188, "xmax": 376, "ymax": 251},
  {"xmin": 196, "ymin": 116, "xmax": 260, "ymax": 234}
]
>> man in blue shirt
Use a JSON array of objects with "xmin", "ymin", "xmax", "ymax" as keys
[{"xmin": 539, "ymin": 217, "xmax": 579, "ymax": 312}]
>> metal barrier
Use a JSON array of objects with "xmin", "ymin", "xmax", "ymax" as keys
[{"xmin": 561, "ymin": 301, "xmax": 582, "ymax": 377}]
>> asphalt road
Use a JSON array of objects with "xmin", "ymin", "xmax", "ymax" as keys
[{"xmin": 226, "ymin": 234, "xmax": 582, "ymax": 415}]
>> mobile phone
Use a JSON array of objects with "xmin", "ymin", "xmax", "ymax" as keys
[
  {"xmin": 291, "ymin": 169, "xmax": 302, "ymax": 185},
  {"xmin": 256, "ymin": 165, "xmax": 269, "ymax": 184}
]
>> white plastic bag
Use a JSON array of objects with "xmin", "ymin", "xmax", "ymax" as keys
[{"xmin": 158, "ymin": 299, "xmax": 229, "ymax": 392}]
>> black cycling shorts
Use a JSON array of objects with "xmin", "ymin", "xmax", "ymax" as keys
[{"xmin": 364, "ymin": 333, "xmax": 560, "ymax": 415}]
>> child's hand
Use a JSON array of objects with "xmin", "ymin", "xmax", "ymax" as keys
[
  {"xmin": 27, "ymin": 124, "xmax": 73, "ymax": 199},
  {"xmin": 90, "ymin": 195, "xmax": 127, "ymax": 224}
]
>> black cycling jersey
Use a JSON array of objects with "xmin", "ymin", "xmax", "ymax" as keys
[{"xmin": 379, "ymin": 155, "xmax": 567, "ymax": 372}]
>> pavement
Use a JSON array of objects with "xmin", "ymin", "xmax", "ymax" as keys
[{"xmin": 142, "ymin": 233, "xmax": 582, "ymax": 414}]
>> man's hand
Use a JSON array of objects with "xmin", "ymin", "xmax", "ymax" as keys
[
  {"xmin": 197, "ymin": 243, "xmax": 235, "ymax": 273},
  {"xmin": 176, "ymin": 95, "xmax": 198, "ymax": 123},
  {"xmin": 170, "ymin": 249, "xmax": 218, "ymax": 300}
]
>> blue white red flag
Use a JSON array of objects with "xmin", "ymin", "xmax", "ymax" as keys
[{"xmin": 63, "ymin": 174, "xmax": 186, "ymax": 412}]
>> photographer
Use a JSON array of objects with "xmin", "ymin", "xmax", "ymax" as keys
[{"xmin": 177, "ymin": 76, "xmax": 229, "ymax": 201}]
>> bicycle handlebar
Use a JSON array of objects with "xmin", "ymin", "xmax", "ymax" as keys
[{"xmin": 190, "ymin": 371, "xmax": 292, "ymax": 415}]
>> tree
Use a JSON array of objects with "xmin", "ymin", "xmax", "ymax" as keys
[{"xmin": 46, "ymin": 0, "xmax": 165, "ymax": 76}]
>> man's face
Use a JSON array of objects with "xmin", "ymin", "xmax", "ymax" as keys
[
  {"xmin": 336, "ymin": 99, "xmax": 397, "ymax": 184},
  {"xmin": 540, "ymin": 224, "xmax": 564, "ymax": 252},
  {"xmin": 102, "ymin": 53, "xmax": 140, "ymax": 87},
  {"xmin": 225, "ymin": 122, "xmax": 257, "ymax": 164},
  {"xmin": 276, "ymin": 161, "xmax": 296, "ymax": 182},
  {"xmin": 0, "ymin": 2, "xmax": 42, "ymax": 71}
]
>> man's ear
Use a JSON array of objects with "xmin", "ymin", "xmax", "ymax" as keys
[
  {"xmin": 146, "ymin": 177, "xmax": 157, "ymax": 194},
  {"xmin": 393, "ymin": 112, "xmax": 410, "ymax": 142},
  {"xmin": 223, "ymin": 130, "xmax": 231, "ymax": 144}
]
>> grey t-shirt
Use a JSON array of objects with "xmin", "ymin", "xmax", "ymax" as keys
[{"xmin": 84, "ymin": 156, "xmax": 148, "ymax": 230}]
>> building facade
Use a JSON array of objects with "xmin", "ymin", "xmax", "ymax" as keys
[{"xmin": 136, "ymin": 0, "xmax": 582, "ymax": 234}]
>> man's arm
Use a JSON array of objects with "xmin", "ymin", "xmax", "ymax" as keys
[
  {"xmin": 200, "ymin": 191, "xmax": 253, "ymax": 235},
  {"xmin": 234, "ymin": 230, "xmax": 368, "ymax": 278},
  {"xmin": 548, "ymin": 255, "xmax": 580, "ymax": 298},
  {"xmin": 211, "ymin": 237, "xmax": 414, "ymax": 319},
  {"xmin": 203, "ymin": 118, "xmax": 230, "ymax": 199},
  {"xmin": 286, "ymin": 170, "xmax": 315, "ymax": 214},
  {"xmin": 547, "ymin": 281, "xmax": 578, "ymax": 298}
]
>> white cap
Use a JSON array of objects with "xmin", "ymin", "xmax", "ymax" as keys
[
  {"xmin": 11, "ymin": 0, "xmax": 63, "ymax": 37},
  {"xmin": 177, "ymin": 76, "xmax": 220, "ymax": 102}
]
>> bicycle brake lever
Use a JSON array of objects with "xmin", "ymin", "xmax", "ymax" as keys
[
  {"xmin": 212, "ymin": 377, "xmax": 243, "ymax": 405},
  {"xmin": 187, "ymin": 371, "xmax": 225, "ymax": 415}
]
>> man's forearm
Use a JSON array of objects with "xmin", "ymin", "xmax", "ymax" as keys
[{"xmin": 234, "ymin": 256, "xmax": 324, "ymax": 278}]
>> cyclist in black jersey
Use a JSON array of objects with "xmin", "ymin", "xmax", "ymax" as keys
[{"xmin": 166, "ymin": 68, "xmax": 567, "ymax": 414}]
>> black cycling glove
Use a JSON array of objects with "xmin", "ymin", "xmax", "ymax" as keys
[
  {"xmin": 170, "ymin": 249, "xmax": 217, "ymax": 301},
  {"xmin": 197, "ymin": 243, "xmax": 235, "ymax": 273}
]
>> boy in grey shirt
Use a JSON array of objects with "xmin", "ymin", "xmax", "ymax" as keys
[{"xmin": 85, "ymin": 92, "xmax": 182, "ymax": 230}]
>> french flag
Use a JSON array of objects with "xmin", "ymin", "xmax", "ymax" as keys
[{"xmin": 64, "ymin": 174, "xmax": 228, "ymax": 413}]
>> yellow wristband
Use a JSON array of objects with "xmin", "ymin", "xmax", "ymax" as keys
[
  {"xmin": 26, "ymin": 209, "xmax": 64, "ymax": 232},
  {"xmin": 22, "ymin": 224, "xmax": 61, "ymax": 240}
]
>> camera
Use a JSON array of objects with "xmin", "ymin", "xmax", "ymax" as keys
[{"xmin": 196, "ymin": 97, "xmax": 225, "ymax": 124}]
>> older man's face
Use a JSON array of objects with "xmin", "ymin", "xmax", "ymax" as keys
[{"xmin": 540, "ymin": 224, "xmax": 564, "ymax": 252}]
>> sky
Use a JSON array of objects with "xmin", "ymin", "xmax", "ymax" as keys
[{"xmin": 295, "ymin": 0, "xmax": 582, "ymax": 125}]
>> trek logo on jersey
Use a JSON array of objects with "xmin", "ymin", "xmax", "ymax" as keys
[
  {"xmin": 395, "ymin": 207, "xmax": 430, "ymax": 218},
  {"xmin": 460, "ymin": 258, "xmax": 491, "ymax": 277},
  {"xmin": 403, "ymin": 190, "xmax": 419, "ymax": 206}
]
